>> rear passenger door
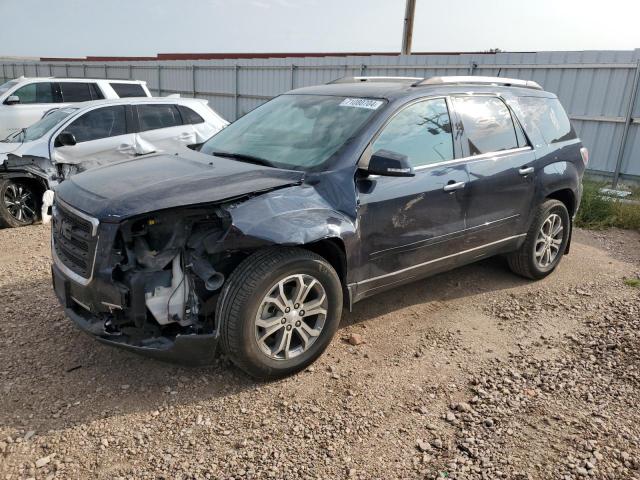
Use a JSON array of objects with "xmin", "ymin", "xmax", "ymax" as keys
[
  {"xmin": 134, "ymin": 103, "xmax": 196, "ymax": 154},
  {"xmin": 451, "ymin": 95, "xmax": 536, "ymax": 248},
  {"xmin": 52, "ymin": 105, "xmax": 137, "ymax": 168}
]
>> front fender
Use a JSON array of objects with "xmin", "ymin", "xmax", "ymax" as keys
[{"xmin": 210, "ymin": 184, "xmax": 358, "ymax": 263}]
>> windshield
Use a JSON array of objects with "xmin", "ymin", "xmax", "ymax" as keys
[
  {"xmin": 0, "ymin": 80, "xmax": 18, "ymax": 96},
  {"xmin": 200, "ymin": 94, "xmax": 385, "ymax": 170},
  {"xmin": 3, "ymin": 107, "xmax": 78, "ymax": 143}
]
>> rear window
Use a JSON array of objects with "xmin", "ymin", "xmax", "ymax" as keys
[
  {"xmin": 59, "ymin": 82, "xmax": 94, "ymax": 102},
  {"xmin": 517, "ymin": 97, "xmax": 576, "ymax": 144},
  {"xmin": 452, "ymin": 96, "xmax": 519, "ymax": 156},
  {"xmin": 110, "ymin": 83, "xmax": 147, "ymax": 98},
  {"xmin": 137, "ymin": 104, "xmax": 182, "ymax": 131},
  {"xmin": 178, "ymin": 105, "xmax": 205, "ymax": 125}
]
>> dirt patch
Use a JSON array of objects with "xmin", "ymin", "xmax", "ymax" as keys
[{"xmin": 0, "ymin": 225, "xmax": 639, "ymax": 479}]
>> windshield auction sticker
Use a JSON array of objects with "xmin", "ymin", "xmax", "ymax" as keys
[{"xmin": 339, "ymin": 98, "xmax": 384, "ymax": 110}]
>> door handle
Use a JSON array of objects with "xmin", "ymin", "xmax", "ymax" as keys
[
  {"xmin": 117, "ymin": 144, "xmax": 134, "ymax": 153},
  {"xmin": 443, "ymin": 181, "xmax": 466, "ymax": 192},
  {"xmin": 519, "ymin": 166, "xmax": 534, "ymax": 176}
]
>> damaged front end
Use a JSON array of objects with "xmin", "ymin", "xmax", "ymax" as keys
[{"xmin": 51, "ymin": 199, "xmax": 244, "ymax": 365}]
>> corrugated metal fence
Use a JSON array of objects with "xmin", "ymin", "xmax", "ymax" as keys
[{"xmin": 1, "ymin": 50, "xmax": 640, "ymax": 184}]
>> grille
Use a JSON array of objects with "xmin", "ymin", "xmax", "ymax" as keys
[{"xmin": 52, "ymin": 202, "xmax": 99, "ymax": 279}]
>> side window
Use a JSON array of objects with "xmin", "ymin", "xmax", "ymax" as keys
[
  {"xmin": 110, "ymin": 83, "xmax": 147, "ymax": 98},
  {"xmin": 59, "ymin": 82, "xmax": 93, "ymax": 102},
  {"xmin": 372, "ymin": 98, "xmax": 454, "ymax": 167},
  {"xmin": 137, "ymin": 104, "xmax": 183, "ymax": 131},
  {"xmin": 517, "ymin": 97, "xmax": 576, "ymax": 144},
  {"xmin": 178, "ymin": 105, "xmax": 205, "ymax": 125},
  {"xmin": 63, "ymin": 106, "xmax": 127, "ymax": 143},
  {"xmin": 452, "ymin": 96, "xmax": 519, "ymax": 156},
  {"xmin": 12, "ymin": 82, "xmax": 55, "ymax": 104}
]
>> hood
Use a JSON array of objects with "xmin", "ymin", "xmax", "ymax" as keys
[
  {"xmin": 55, "ymin": 149, "xmax": 305, "ymax": 221},
  {"xmin": 0, "ymin": 142, "xmax": 23, "ymax": 164}
]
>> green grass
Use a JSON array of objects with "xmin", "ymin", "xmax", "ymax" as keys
[
  {"xmin": 624, "ymin": 278, "xmax": 640, "ymax": 288},
  {"xmin": 575, "ymin": 181, "xmax": 640, "ymax": 230}
]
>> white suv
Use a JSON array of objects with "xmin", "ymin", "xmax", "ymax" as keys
[
  {"xmin": 0, "ymin": 97, "xmax": 227, "ymax": 227},
  {"xmin": 0, "ymin": 77, "xmax": 152, "ymax": 139}
]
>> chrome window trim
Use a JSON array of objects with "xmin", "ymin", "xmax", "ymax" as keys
[
  {"xmin": 358, "ymin": 234, "xmax": 526, "ymax": 286},
  {"xmin": 412, "ymin": 146, "xmax": 533, "ymax": 172}
]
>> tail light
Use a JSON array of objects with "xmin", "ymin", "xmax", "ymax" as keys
[{"xmin": 580, "ymin": 147, "xmax": 589, "ymax": 167}]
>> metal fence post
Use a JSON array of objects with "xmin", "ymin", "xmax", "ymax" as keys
[
  {"xmin": 83, "ymin": 64, "xmax": 87, "ymax": 78},
  {"xmin": 104, "ymin": 64, "xmax": 108, "ymax": 78},
  {"xmin": 234, "ymin": 65, "xmax": 240, "ymax": 120},
  {"xmin": 157, "ymin": 65, "xmax": 162, "ymax": 96},
  {"xmin": 192, "ymin": 65, "xmax": 197, "ymax": 97},
  {"xmin": 290, "ymin": 65, "xmax": 295, "ymax": 90},
  {"xmin": 612, "ymin": 59, "xmax": 640, "ymax": 187}
]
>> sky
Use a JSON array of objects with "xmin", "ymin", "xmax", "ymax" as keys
[{"xmin": 1, "ymin": 0, "xmax": 639, "ymax": 57}]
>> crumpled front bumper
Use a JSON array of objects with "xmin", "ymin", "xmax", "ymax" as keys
[{"xmin": 53, "ymin": 264, "xmax": 219, "ymax": 366}]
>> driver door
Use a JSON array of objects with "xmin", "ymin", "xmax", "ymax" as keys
[
  {"xmin": 52, "ymin": 105, "xmax": 137, "ymax": 169},
  {"xmin": 355, "ymin": 97, "xmax": 469, "ymax": 297}
]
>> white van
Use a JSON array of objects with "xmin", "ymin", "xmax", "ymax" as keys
[{"xmin": 0, "ymin": 77, "xmax": 151, "ymax": 139}]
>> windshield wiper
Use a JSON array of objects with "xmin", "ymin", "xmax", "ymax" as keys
[{"xmin": 212, "ymin": 151, "xmax": 274, "ymax": 168}]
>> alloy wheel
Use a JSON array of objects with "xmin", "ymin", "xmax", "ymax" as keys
[
  {"xmin": 535, "ymin": 213, "xmax": 563, "ymax": 269},
  {"xmin": 255, "ymin": 274, "xmax": 328, "ymax": 360},
  {"xmin": 3, "ymin": 183, "xmax": 37, "ymax": 223}
]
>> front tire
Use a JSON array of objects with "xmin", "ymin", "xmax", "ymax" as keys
[
  {"xmin": 0, "ymin": 179, "xmax": 40, "ymax": 228},
  {"xmin": 218, "ymin": 248, "xmax": 343, "ymax": 379},
  {"xmin": 507, "ymin": 199, "xmax": 570, "ymax": 280}
]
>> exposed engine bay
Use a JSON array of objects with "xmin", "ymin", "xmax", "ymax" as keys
[{"xmin": 97, "ymin": 205, "xmax": 245, "ymax": 342}]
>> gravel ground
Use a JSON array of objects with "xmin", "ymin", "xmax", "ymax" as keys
[{"xmin": 0, "ymin": 224, "xmax": 639, "ymax": 480}]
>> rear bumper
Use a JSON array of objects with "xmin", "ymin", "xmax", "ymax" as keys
[{"xmin": 53, "ymin": 263, "xmax": 219, "ymax": 366}]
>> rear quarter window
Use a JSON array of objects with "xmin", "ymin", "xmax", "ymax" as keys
[
  {"xmin": 110, "ymin": 83, "xmax": 147, "ymax": 98},
  {"xmin": 517, "ymin": 97, "xmax": 576, "ymax": 144},
  {"xmin": 178, "ymin": 105, "xmax": 205, "ymax": 125}
]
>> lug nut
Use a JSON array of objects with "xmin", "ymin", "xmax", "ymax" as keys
[
  {"xmin": 299, "ymin": 310, "xmax": 305, "ymax": 316},
  {"xmin": 286, "ymin": 325, "xmax": 292, "ymax": 331},
  {"xmin": 285, "ymin": 307, "xmax": 291, "ymax": 313},
  {"xmin": 294, "ymin": 303, "xmax": 300, "ymax": 309},
  {"xmin": 281, "ymin": 318, "xmax": 287, "ymax": 324},
  {"xmin": 295, "ymin": 321, "xmax": 301, "ymax": 327}
]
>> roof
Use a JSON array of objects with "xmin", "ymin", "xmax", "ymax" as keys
[
  {"xmin": 10, "ymin": 76, "xmax": 146, "ymax": 84},
  {"xmin": 62, "ymin": 96, "xmax": 207, "ymax": 110}
]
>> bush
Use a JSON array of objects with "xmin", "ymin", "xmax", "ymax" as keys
[{"xmin": 575, "ymin": 181, "xmax": 640, "ymax": 230}]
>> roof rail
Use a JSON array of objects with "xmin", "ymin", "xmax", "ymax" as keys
[
  {"xmin": 413, "ymin": 76, "xmax": 543, "ymax": 90},
  {"xmin": 328, "ymin": 76, "xmax": 422, "ymax": 84}
]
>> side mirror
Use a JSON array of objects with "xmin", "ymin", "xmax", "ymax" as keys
[
  {"xmin": 365, "ymin": 149, "xmax": 415, "ymax": 177},
  {"xmin": 4, "ymin": 95, "xmax": 20, "ymax": 105},
  {"xmin": 57, "ymin": 131, "xmax": 77, "ymax": 147}
]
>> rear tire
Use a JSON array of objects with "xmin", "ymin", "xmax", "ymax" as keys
[
  {"xmin": 507, "ymin": 199, "xmax": 570, "ymax": 280},
  {"xmin": 0, "ymin": 179, "xmax": 40, "ymax": 228},
  {"xmin": 217, "ymin": 247, "xmax": 343, "ymax": 379}
]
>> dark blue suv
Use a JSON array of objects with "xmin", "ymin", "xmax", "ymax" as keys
[{"xmin": 51, "ymin": 76, "xmax": 587, "ymax": 378}]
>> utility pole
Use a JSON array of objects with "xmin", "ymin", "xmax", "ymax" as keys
[{"xmin": 401, "ymin": 0, "xmax": 416, "ymax": 55}]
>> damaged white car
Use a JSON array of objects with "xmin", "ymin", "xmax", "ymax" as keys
[{"xmin": 0, "ymin": 97, "xmax": 227, "ymax": 227}]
